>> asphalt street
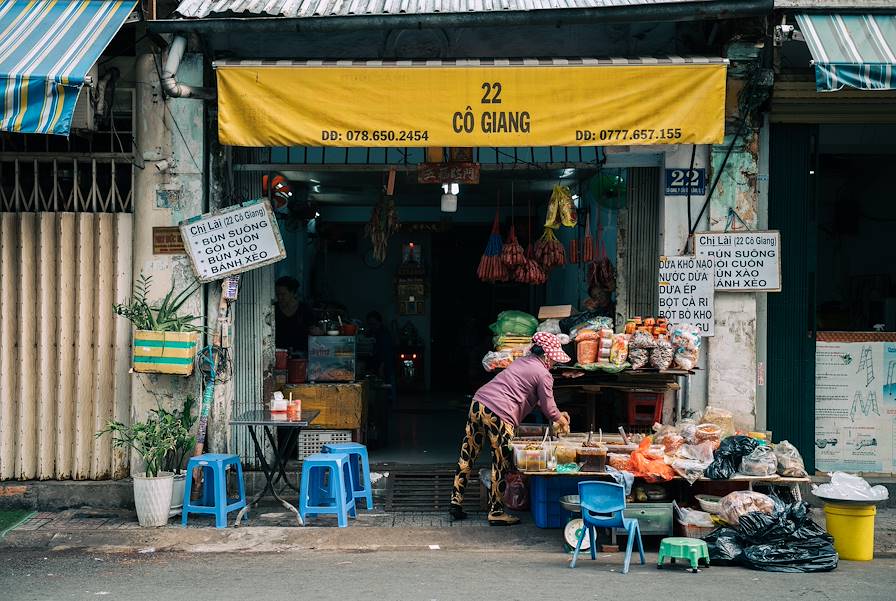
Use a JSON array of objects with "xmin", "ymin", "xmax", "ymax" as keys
[{"xmin": 1, "ymin": 548, "xmax": 895, "ymax": 601}]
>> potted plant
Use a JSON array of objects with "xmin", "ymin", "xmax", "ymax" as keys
[
  {"xmin": 96, "ymin": 413, "xmax": 188, "ymax": 527},
  {"xmin": 153, "ymin": 395, "xmax": 198, "ymax": 515},
  {"xmin": 114, "ymin": 274, "xmax": 202, "ymax": 376}
]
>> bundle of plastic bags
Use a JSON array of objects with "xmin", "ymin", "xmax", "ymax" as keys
[
  {"xmin": 812, "ymin": 472, "xmax": 889, "ymax": 502},
  {"xmin": 490, "ymin": 310, "xmax": 538, "ymax": 337}
]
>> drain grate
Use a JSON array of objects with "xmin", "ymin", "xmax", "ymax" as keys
[{"xmin": 385, "ymin": 470, "xmax": 485, "ymax": 512}]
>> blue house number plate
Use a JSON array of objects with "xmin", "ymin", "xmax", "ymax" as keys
[{"xmin": 665, "ymin": 168, "xmax": 706, "ymax": 196}]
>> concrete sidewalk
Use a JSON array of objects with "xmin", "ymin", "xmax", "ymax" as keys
[{"xmin": 3, "ymin": 504, "xmax": 895, "ymax": 558}]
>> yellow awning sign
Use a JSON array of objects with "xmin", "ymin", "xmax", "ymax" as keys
[{"xmin": 215, "ymin": 59, "xmax": 727, "ymax": 148}]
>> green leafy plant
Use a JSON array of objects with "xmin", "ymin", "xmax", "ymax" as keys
[
  {"xmin": 155, "ymin": 395, "xmax": 198, "ymax": 475},
  {"xmin": 114, "ymin": 274, "xmax": 202, "ymax": 332},
  {"xmin": 96, "ymin": 411, "xmax": 188, "ymax": 478}
]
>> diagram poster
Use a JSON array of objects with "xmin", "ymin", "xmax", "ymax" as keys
[{"xmin": 815, "ymin": 341, "xmax": 895, "ymax": 473}]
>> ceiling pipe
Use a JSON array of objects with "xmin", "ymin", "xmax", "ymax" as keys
[{"xmin": 161, "ymin": 35, "xmax": 215, "ymax": 99}]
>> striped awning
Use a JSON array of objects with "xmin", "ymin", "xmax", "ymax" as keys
[
  {"xmin": 797, "ymin": 13, "xmax": 896, "ymax": 92},
  {"xmin": 0, "ymin": 0, "xmax": 137, "ymax": 135}
]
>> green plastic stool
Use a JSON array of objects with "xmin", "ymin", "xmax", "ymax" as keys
[{"xmin": 657, "ymin": 537, "xmax": 710, "ymax": 573}]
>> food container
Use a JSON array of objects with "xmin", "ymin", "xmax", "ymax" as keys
[
  {"xmin": 340, "ymin": 323, "xmax": 358, "ymax": 336},
  {"xmin": 513, "ymin": 443, "xmax": 549, "ymax": 471},
  {"xmin": 577, "ymin": 446, "xmax": 607, "ymax": 472},
  {"xmin": 516, "ymin": 424, "xmax": 548, "ymax": 438},
  {"xmin": 695, "ymin": 494, "xmax": 723, "ymax": 515},
  {"xmin": 555, "ymin": 441, "xmax": 580, "ymax": 465}
]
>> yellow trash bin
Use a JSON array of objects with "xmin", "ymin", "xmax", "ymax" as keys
[{"xmin": 823, "ymin": 502, "xmax": 876, "ymax": 561}]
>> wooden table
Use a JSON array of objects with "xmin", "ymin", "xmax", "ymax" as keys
[
  {"xmin": 521, "ymin": 470, "xmax": 810, "ymax": 501},
  {"xmin": 229, "ymin": 410, "xmax": 320, "ymax": 526}
]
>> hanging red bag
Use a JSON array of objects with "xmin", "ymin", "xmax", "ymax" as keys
[{"xmin": 503, "ymin": 472, "xmax": 529, "ymax": 510}]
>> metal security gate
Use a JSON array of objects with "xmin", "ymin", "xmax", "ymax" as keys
[
  {"xmin": 616, "ymin": 167, "xmax": 661, "ymax": 324},
  {"xmin": 0, "ymin": 152, "xmax": 134, "ymax": 480},
  {"xmin": 767, "ymin": 124, "xmax": 818, "ymax": 470}
]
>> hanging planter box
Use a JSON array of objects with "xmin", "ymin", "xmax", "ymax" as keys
[{"xmin": 132, "ymin": 330, "xmax": 199, "ymax": 376}]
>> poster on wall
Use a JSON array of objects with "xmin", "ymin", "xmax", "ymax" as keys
[
  {"xmin": 658, "ymin": 256, "xmax": 715, "ymax": 336},
  {"xmin": 815, "ymin": 340, "xmax": 896, "ymax": 473}
]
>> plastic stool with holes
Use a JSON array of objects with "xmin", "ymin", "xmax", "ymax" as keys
[
  {"xmin": 657, "ymin": 537, "xmax": 710, "ymax": 573},
  {"xmin": 322, "ymin": 442, "xmax": 374, "ymax": 510}
]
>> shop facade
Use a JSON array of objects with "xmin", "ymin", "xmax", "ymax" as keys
[
  {"xmin": 6, "ymin": 1, "xmax": 896, "ymax": 485},
  {"xmin": 149, "ymin": 2, "xmax": 772, "ymax": 469}
]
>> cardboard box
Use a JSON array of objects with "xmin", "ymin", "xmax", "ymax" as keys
[
  {"xmin": 538, "ymin": 305, "xmax": 573, "ymax": 320},
  {"xmin": 282, "ymin": 382, "xmax": 368, "ymax": 430}
]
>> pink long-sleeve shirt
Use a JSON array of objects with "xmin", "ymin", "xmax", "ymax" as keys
[{"xmin": 474, "ymin": 355, "xmax": 562, "ymax": 427}]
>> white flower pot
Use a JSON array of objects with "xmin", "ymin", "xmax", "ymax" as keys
[
  {"xmin": 133, "ymin": 473, "xmax": 174, "ymax": 528},
  {"xmin": 169, "ymin": 473, "xmax": 186, "ymax": 517}
]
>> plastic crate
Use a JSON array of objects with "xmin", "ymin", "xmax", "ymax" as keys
[
  {"xmin": 297, "ymin": 430, "xmax": 352, "ymax": 460},
  {"xmin": 530, "ymin": 476, "xmax": 590, "ymax": 529}
]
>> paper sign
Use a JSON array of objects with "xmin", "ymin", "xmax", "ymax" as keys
[
  {"xmin": 658, "ymin": 256, "xmax": 715, "ymax": 337},
  {"xmin": 694, "ymin": 231, "xmax": 781, "ymax": 292},
  {"xmin": 180, "ymin": 200, "xmax": 286, "ymax": 283},
  {"xmin": 816, "ymin": 340, "xmax": 896, "ymax": 473}
]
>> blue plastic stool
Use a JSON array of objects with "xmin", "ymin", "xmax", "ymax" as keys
[
  {"xmin": 570, "ymin": 481, "xmax": 645, "ymax": 574},
  {"xmin": 322, "ymin": 442, "xmax": 374, "ymax": 510},
  {"xmin": 182, "ymin": 454, "xmax": 246, "ymax": 529},
  {"xmin": 299, "ymin": 453, "xmax": 357, "ymax": 527}
]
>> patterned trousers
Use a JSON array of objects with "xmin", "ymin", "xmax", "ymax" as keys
[{"xmin": 451, "ymin": 400, "xmax": 515, "ymax": 514}]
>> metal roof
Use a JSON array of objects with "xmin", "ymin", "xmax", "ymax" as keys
[{"xmin": 175, "ymin": 0, "xmax": 715, "ymax": 20}]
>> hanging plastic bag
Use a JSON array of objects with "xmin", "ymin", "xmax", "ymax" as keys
[
  {"xmin": 503, "ymin": 472, "xmax": 529, "ymax": 511},
  {"xmin": 718, "ymin": 491, "xmax": 776, "ymax": 526},
  {"xmin": 739, "ymin": 445, "xmax": 778, "ymax": 477},
  {"xmin": 630, "ymin": 437, "xmax": 675, "ymax": 483},
  {"xmin": 774, "ymin": 440, "xmax": 808, "ymax": 478}
]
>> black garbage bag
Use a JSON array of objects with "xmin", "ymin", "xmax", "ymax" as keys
[
  {"xmin": 742, "ymin": 538, "xmax": 839, "ymax": 573},
  {"xmin": 705, "ymin": 436, "xmax": 760, "ymax": 479},
  {"xmin": 739, "ymin": 501, "xmax": 831, "ymax": 545},
  {"xmin": 704, "ymin": 527, "xmax": 746, "ymax": 565}
]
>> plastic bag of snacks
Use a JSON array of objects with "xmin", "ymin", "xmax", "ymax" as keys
[
  {"xmin": 650, "ymin": 338, "xmax": 675, "ymax": 370},
  {"xmin": 739, "ymin": 446, "xmax": 778, "ymax": 477},
  {"xmin": 774, "ymin": 440, "xmax": 808, "ymax": 478},
  {"xmin": 610, "ymin": 334, "xmax": 629, "ymax": 366},
  {"xmin": 630, "ymin": 438, "xmax": 675, "ymax": 482},
  {"xmin": 629, "ymin": 331, "xmax": 657, "ymax": 350},
  {"xmin": 671, "ymin": 323, "xmax": 702, "ymax": 370},
  {"xmin": 701, "ymin": 406, "xmax": 736, "ymax": 437},
  {"xmin": 575, "ymin": 329, "xmax": 601, "ymax": 364},
  {"xmin": 628, "ymin": 348, "xmax": 649, "ymax": 369},
  {"xmin": 719, "ymin": 491, "xmax": 776, "ymax": 526},
  {"xmin": 481, "ymin": 351, "xmax": 513, "ymax": 372}
]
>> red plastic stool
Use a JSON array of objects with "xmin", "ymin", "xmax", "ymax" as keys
[{"xmin": 626, "ymin": 392, "xmax": 664, "ymax": 425}]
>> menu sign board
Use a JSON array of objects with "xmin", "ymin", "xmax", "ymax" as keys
[
  {"xmin": 180, "ymin": 200, "xmax": 286, "ymax": 283},
  {"xmin": 658, "ymin": 256, "xmax": 715, "ymax": 337}
]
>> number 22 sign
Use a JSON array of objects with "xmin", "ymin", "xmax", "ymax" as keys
[{"xmin": 665, "ymin": 168, "xmax": 706, "ymax": 196}]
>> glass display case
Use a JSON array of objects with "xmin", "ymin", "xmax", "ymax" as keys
[{"xmin": 307, "ymin": 335, "xmax": 356, "ymax": 382}]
